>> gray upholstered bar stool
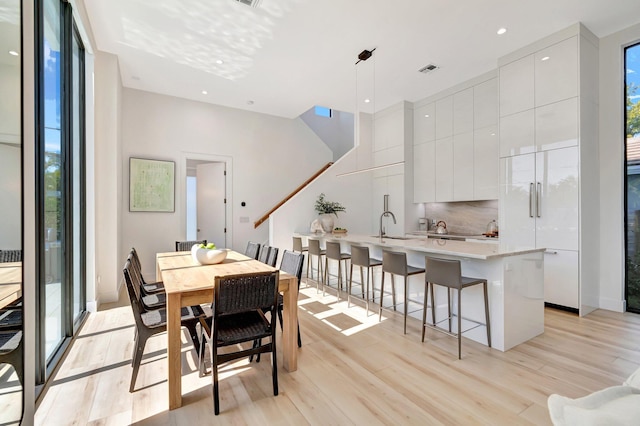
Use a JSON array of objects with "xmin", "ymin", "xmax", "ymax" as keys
[
  {"xmin": 324, "ymin": 241, "xmax": 351, "ymax": 300},
  {"xmin": 307, "ymin": 239, "xmax": 326, "ymax": 292},
  {"xmin": 348, "ymin": 245, "xmax": 382, "ymax": 314},
  {"xmin": 378, "ymin": 250, "xmax": 426, "ymax": 334},
  {"xmin": 422, "ymin": 256, "xmax": 491, "ymax": 359}
]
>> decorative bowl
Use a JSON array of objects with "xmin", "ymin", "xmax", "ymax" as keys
[{"xmin": 191, "ymin": 245, "xmax": 228, "ymax": 265}]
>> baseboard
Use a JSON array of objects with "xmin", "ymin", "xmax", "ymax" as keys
[
  {"xmin": 86, "ymin": 300, "xmax": 98, "ymax": 313},
  {"xmin": 544, "ymin": 302, "xmax": 579, "ymax": 314},
  {"xmin": 598, "ymin": 297, "xmax": 625, "ymax": 313}
]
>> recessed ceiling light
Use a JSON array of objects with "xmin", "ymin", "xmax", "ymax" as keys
[
  {"xmin": 247, "ymin": 100, "xmax": 254, "ymax": 105},
  {"xmin": 424, "ymin": 114, "xmax": 430, "ymax": 118},
  {"xmin": 216, "ymin": 59, "xmax": 224, "ymax": 65},
  {"xmin": 497, "ymin": 28, "xmax": 507, "ymax": 35},
  {"xmin": 202, "ymin": 90, "xmax": 208, "ymax": 95},
  {"xmin": 541, "ymin": 56, "xmax": 550, "ymax": 61},
  {"xmin": 490, "ymin": 132, "xmax": 496, "ymax": 136},
  {"xmin": 8, "ymin": 50, "xmax": 18, "ymax": 56},
  {"xmin": 364, "ymin": 99, "xmax": 371, "ymax": 103}
]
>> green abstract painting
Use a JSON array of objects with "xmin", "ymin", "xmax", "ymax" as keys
[{"xmin": 129, "ymin": 157, "xmax": 175, "ymax": 212}]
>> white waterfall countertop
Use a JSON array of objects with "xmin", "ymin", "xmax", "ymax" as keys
[{"xmin": 297, "ymin": 233, "xmax": 543, "ymax": 260}]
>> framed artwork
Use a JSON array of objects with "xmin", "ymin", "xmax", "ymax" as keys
[{"xmin": 129, "ymin": 157, "xmax": 175, "ymax": 212}]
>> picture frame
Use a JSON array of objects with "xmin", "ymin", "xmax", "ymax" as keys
[{"xmin": 129, "ymin": 157, "xmax": 175, "ymax": 212}]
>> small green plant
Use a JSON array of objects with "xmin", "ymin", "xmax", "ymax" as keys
[{"xmin": 314, "ymin": 193, "xmax": 346, "ymax": 216}]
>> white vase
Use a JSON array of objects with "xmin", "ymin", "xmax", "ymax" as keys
[{"xmin": 319, "ymin": 214, "xmax": 335, "ymax": 233}]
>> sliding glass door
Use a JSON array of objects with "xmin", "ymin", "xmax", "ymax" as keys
[{"xmin": 36, "ymin": 0, "xmax": 86, "ymax": 381}]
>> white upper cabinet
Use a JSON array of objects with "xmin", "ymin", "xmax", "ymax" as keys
[
  {"xmin": 413, "ymin": 142, "xmax": 436, "ymax": 203},
  {"xmin": 413, "ymin": 103, "xmax": 435, "ymax": 145},
  {"xmin": 500, "ymin": 109, "xmax": 535, "ymax": 157},
  {"xmin": 535, "ymin": 97, "xmax": 578, "ymax": 151},
  {"xmin": 474, "ymin": 125, "xmax": 499, "ymax": 200},
  {"xmin": 435, "ymin": 97, "xmax": 454, "ymax": 139},
  {"xmin": 499, "ymin": 55, "xmax": 534, "ymax": 117},
  {"xmin": 453, "ymin": 132, "xmax": 474, "ymax": 200},
  {"xmin": 535, "ymin": 36, "xmax": 578, "ymax": 107},
  {"xmin": 474, "ymin": 78, "xmax": 498, "ymax": 129},
  {"xmin": 453, "ymin": 88, "xmax": 474, "ymax": 135},
  {"xmin": 435, "ymin": 137, "xmax": 454, "ymax": 202}
]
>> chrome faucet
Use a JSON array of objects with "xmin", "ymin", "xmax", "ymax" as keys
[{"xmin": 379, "ymin": 210, "xmax": 397, "ymax": 241}]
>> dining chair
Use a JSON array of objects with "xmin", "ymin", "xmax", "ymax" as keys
[
  {"xmin": 198, "ymin": 271, "xmax": 280, "ymax": 414},
  {"xmin": 0, "ymin": 249, "xmax": 22, "ymax": 263},
  {"xmin": 245, "ymin": 241, "xmax": 261, "ymax": 260},
  {"xmin": 130, "ymin": 248, "xmax": 164, "ymax": 294},
  {"xmin": 0, "ymin": 299, "xmax": 23, "ymax": 386},
  {"xmin": 252, "ymin": 250, "xmax": 304, "ymax": 362},
  {"xmin": 266, "ymin": 246, "xmax": 279, "ymax": 267},
  {"xmin": 175, "ymin": 239, "xmax": 207, "ymax": 251},
  {"xmin": 122, "ymin": 260, "xmax": 205, "ymax": 392},
  {"xmin": 258, "ymin": 245, "xmax": 271, "ymax": 264}
]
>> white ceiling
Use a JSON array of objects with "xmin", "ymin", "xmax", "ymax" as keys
[{"xmin": 83, "ymin": 0, "xmax": 640, "ymax": 119}]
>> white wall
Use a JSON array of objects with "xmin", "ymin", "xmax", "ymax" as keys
[
  {"xmin": 118, "ymin": 89, "xmax": 332, "ymax": 280},
  {"xmin": 599, "ymin": 22, "xmax": 640, "ymax": 311},
  {"xmin": 0, "ymin": 63, "xmax": 20, "ymax": 141},
  {"xmin": 94, "ymin": 51, "xmax": 122, "ymax": 303}
]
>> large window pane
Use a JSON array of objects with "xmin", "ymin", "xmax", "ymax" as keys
[
  {"xmin": 43, "ymin": 0, "xmax": 64, "ymax": 360},
  {"xmin": 625, "ymin": 42, "xmax": 640, "ymax": 313}
]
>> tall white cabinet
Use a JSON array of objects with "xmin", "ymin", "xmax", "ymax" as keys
[{"xmin": 498, "ymin": 24, "xmax": 599, "ymax": 314}]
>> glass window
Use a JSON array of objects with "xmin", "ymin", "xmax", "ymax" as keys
[{"xmin": 625, "ymin": 42, "xmax": 640, "ymax": 313}]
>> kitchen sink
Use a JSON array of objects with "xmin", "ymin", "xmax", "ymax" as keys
[{"xmin": 371, "ymin": 235, "xmax": 412, "ymax": 240}]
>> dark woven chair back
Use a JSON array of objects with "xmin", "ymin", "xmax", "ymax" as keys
[
  {"xmin": 0, "ymin": 250, "xmax": 22, "ymax": 263},
  {"xmin": 123, "ymin": 261, "xmax": 147, "ymax": 327},
  {"xmin": 266, "ymin": 247, "xmax": 279, "ymax": 268},
  {"xmin": 176, "ymin": 240, "xmax": 207, "ymax": 251},
  {"xmin": 258, "ymin": 245, "xmax": 271, "ymax": 264},
  {"xmin": 279, "ymin": 250, "xmax": 304, "ymax": 287},
  {"xmin": 215, "ymin": 271, "xmax": 278, "ymax": 316},
  {"xmin": 245, "ymin": 241, "xmax": 261, "ymax": 259}
]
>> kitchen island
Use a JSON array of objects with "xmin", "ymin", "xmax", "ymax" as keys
[{"xmin": 296, "ymin": 233, "xmax": 545, "ymax": 351}]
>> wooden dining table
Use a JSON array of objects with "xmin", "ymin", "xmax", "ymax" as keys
[{"xmin": 156, "ymin": 250, "xmax": 298, "ymax": 410}]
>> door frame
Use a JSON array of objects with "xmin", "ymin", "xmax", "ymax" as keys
[{"xmin": 180, "ymin": 152, "xmax": 233, "ymax": 249}]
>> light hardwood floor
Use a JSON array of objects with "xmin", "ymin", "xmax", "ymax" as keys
[{"xmin": 35, "ymin": 280, "xmax": 640, "ymax": 425}]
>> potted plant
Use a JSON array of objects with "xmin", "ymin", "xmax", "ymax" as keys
[{"xmin": 314, "ymin": 193, "xmax": 346, "ymax": 233}]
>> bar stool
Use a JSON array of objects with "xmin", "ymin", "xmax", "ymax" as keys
[
  {"xmin": 422, "ymin": 256, "xmax": 491, "ymax": 359},
  {"xmin": 307, "ymin": 239, "xmax": 326, "ymax": 291},
  {"xmin": 348, "ymin": 245, "xmax": 382, "ymax": 314},
  {"xmin": 292, "ymin": 236, "xmax": 309, "ymax": 285},
  {"xmin": 324, "ymin": 241, "xmax": 351, "ymax": 300},
  {"xmin": 378, "ymin": 250, "xmax": 426, "ymax": 334}
]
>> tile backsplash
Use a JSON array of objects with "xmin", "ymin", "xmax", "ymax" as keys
[{"xmin": 422, "ymin": 200, "xmax": 498, "ymax": 235}]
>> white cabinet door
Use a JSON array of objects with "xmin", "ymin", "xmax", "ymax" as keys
[
  {"xmin": 535, "ymin": 147, "xmax": 579, "ymax": 251},
  {"xmin": 453, "ymin": 88, "xmax": 474, "ymax": 135},
  {"xmin": 500, "ymin": 109, "xmax": 535, "ymax": 157},
  {"xmin": 535, "ymin": 36, "xmax": 578, "ymax": 107},
  {"xmin": 535, "ymin": 97, "xmax": 578, "ymax": 152},
  {"xmin": 453, "ymin": 132, "xmax": 474, "ymax": 200},
  {"xmin": 414, "ymin": 103, "xmax": 435, "ymax": 144},
  {"xmin": 544, "ymin": 249, "xmax": 579, "ymax": 309},
  {"xmin": 474, "ymin": 125, "xmax": 499, "ymax": 200},
  {"xmin": 435, "ymin": 96, "xmax": 454, "ymax": 139},
  {"xmin": 413, "ymin": 142, "xmax": 436, "ymax": 203},
  {"xmin": 474, "ymin": 78, "xmax": 498, "ymax": 129},
  {"xmin": 499, "ymin": 55, "xmax": 534, "ymax": 117},
  {"xmin": 435, "ymin": 137, "xmax": 454, "ymax": 202},
  {"xmin": 499, "ymin": 154, "xmax": 536, "ymax": 249}
]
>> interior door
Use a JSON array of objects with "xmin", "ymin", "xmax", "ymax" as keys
[{"xmin": 196, "ymin": 163, "xmax": 227, "ymax": 248}]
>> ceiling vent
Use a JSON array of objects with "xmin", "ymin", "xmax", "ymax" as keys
[
  {"xmin": 418, "ymin": 64, "xmax": 439, "ymax": 74},
  {"xmin": 235, "ymin": 0, "xmax": 262, "ymax": 7}
]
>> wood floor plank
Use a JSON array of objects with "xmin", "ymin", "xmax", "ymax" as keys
[{"xmin": 34, "ymin": 282, "xmax": 640, "ymax": 425}]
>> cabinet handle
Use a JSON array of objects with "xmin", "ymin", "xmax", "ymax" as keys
[
  {"xmin": 529, "ymin": 183, "xmax": 534, "ymax": 218},
  {"xmin": 545, "ymin": 250, "xmax": 558, "ymax": 254},
  {"xmin": 536, "ymin": 182, "xmax": 542, "ymax": 218}
]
